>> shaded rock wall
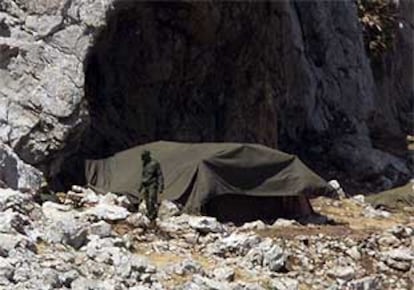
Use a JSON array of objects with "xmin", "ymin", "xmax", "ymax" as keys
[
  {"xmin": 0, "ymin": 0, "xmax": 411, "ymax": 192},
  {"xmin": 278, "ymin": 1, "xmax": 411, "ymax": 191},
  {"xmin": 369, "ymin": 0, "xmax": 413, "ymax": 141},
  {"xmin": 82, "ymin": 1, "xmax": 280, "ymax": 158}
]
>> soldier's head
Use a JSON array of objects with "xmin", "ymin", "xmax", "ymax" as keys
[{"xmin": 141, "ymin": 150, "xmax": 151, "ymax": 163}]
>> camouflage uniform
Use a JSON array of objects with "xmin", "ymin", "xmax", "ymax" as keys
[{"xmin": 139, "ymin": 150, "xmax": 164, "ymax": 221}]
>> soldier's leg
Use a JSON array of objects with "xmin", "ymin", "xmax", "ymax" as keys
[
  {"xmin": 143, "ymin": 190, "xmax": 151, "ymax": 218},
  {"xmin": 147, "ymin": 187, "xmax": 158, "ymax": 221}
]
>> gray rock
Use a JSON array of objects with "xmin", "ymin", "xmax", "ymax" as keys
[
  {"xmin": 263, "ymin": 244, "xmax": 285, "ymax": 272},
  {"xmin": 59, "ymin": 269, "xmax": 80, "ymax": 288},
  {"xmin": 71, "ymin": 277, "xmax": 102, "ymax": 290},
  {"xmin": 244, "ymin": 247, "xmax": 264, "ymax": 268},
  {"xmin": 271, "ymin": 219, "xmax": 299, "ymax": 228},
  {"xmin": 25, "ymin": 14, "xmax": 63, "ymax": 37},
  {"xmin": 38, "ymin": 268, "xmax": 60, "ymax": 289},
  {"xmin": 231, "ymin": 281, "xmax": 265, "ymax": 290},
  {"xmin": 89, "ymin": 220, "xmax": 112, "ymax": 238},
  {"xmin": 388, "ymin": 225, "xmax": 414, "ymax": 239},
  {"xmin": 0, "ymin": 209, "xmax": 28, "ymax": 234},
  {"xmin": 383, "ymin": 248, "xmax": 414, "ymax": 261},
  {"xmin": 126, "ymin": 212, "xmax": 150, "ymax": 228},
  {"xmin": 0, "ymin": 0, "xmax": 108, "ymax": 182},
  {"xmin": 211, "ymin": 266, "xmax": 235, "ymax": 282},
  {"xmin": 130, "ymin": 254, "xmax": 153, "ymax": 273},
  {"xmin": 82, "ymin": 203, "xmax": 130, "ymax": 221},
  {"xmin": 80, "ymin": 188, "xmax": 100, "ymax": 206},
  {"xmin": 0, "ymin": 188, "xmax": 34, "ymax": 214},
  {"xmin": 347, "ymin": 276, "xmax": 381, "ymax": 290},
  {"xmin": 0, "ymin": 233, "xmax": 33, "ymax": 256},
  {"xmin": 268, "ymin": 277, "xmax": 299, "ymax": 290},
  {"xmin": 0, "ymin": 257, "xmax": 13, "ymax": 285},
  {"xmin": 174, "ymin": 259, "xmax": 203, "ymax": 276},
  {"xmin": 328, "ymin": 180, "xmax": 346, "ymax": 199},
  {"xmin": 83, "ymin": 235, "xmax": 153, "ymax": 280},
  {"xmin": 111, "ymin": 252, "xmax": 153, "ymax": 281},
  {"xmin": 71, "ymin": 185, "xmax": 84, "ymax": 193},
  {"xmin": 130, "ymin": 286, "xmax": 159, "ymax": 290},
  {"xmin": 157, "ymin": 214, "xmax": 195, "ymax": 236},
  {"xmin": 100, "ymin": 193, "xmax": 119, "ymax": 206},
  {"xmin": 327, "ymin": 266, "xmax": 356, "ymax": 281},
  {"xmin": 208, "ymin": 232, "xmax": 261, "ymax": 256},
  {"xmin": 84, "ymin": 236, "xmax": 120, "ymax": 259},
  {"xmin": 377, "ymin": 233, "xmax": 401, "ymax": 249},
  {"xmin": 0, "ymin": 143, "xmax": 43, "ymax": 191},
  {"xmin": 12, "ymin": 260, "xmax": 33, "ymax": 283},
  {"xmin": 351, "ymin": 194, "xmax": 365, "ymax": 204},
  {"xmin": 188, "ymin": 274, "xmax": 232, "ymax": 290},
  {"xmin": 240, "ymin": 220, "xmax": 267, "ymax": 231},
  {"xmin": 243, "ymin": 238, "xmax": 285, "ymax": 272},
  {"xmin": 345, "ymin": 246, "xmax": 361, "ymax": 260},
  {"xmin": 363, "ymin": 205, "xmax": 391, "ymax": 219},
  {"xmin": 382, "ymin": 248, "xmax": 414, "ymax": 272},
  {"xmin": 41, "ymin": 202, "xmax": 88, "ymax": 249},
  {"xmin": 138, "ymin": 201, "xmax": 147, "ymax": 216},
  {"xmin": 188, "ymin": 216, "xmax": 224, "ymax": 234},
  {"xmin": 158, "ymin": 200, "xmax": 180, "ymax": 219},
  {"xmin": 117, "ymin": 195, "xmax": 132, "ymax": 209}
]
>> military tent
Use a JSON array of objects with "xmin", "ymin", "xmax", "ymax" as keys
[
  {"xmin": 85, "ymin": 141, "xmax": 330, "ymax": 222},
  {"xmin": 366, "ymin": 182, "xmax": 414, "ymax": 211}
]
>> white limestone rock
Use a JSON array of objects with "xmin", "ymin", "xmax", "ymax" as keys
[
  {"xmin": 82, "ymin": 203, "xmax": 130, "ymax": 221},
  {"xmin": 188, "ymin": 216, "xmax": 224, "ymax": 234},
  {"xmin": 158, "ymin": 200, "xmax": 181, "ymax": 219}
]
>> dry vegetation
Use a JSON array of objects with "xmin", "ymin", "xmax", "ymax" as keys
[{"xmin": 357, "ymin": 0, "xmax": 398, "ymax": 59}]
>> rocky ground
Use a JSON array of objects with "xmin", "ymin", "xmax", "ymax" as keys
[{"xmin": 0, "ymin": 184, "xmax": 413, "ymax": 290}]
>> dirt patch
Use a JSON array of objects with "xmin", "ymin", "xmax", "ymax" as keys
[
  {"xmin": 257, "ymin": 196, "xmax": 412, "ymax": 240},
  {"xmin": 112, "ymin": 221, "xmax": 135, "ymax": 236},
  {"xmin": 257, "ymin": 224, "xmax": 370, "ymax": 240},
  {"xmin": 311, "ymin": 197, "xmax": 411, "ymax": 230}
]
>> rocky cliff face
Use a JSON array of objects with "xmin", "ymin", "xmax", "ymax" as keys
[
  {"xmin": 368, "ymin": 0, "xmax": 413, "ymax": 145},
  {"xmin": 0, "ymin": 0, "xmax": 411, "ymax": 192}
]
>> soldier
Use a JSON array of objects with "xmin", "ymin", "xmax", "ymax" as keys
[{"xmin": 139, "ymin": 150, "xmax": 164, "ymax": 223}]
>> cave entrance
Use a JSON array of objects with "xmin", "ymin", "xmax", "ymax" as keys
[{"xmin": 56, "ymin": 1, "xmax": 279, "ymax": 189}]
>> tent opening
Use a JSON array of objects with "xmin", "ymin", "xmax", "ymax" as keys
[{"xmin": 203, "ymin": 194, "xmax": 313, "ymax": 224}]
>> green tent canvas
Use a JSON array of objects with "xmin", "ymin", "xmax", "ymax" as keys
[
  {"xmin": 366, "ymin": 182, "xmax": 414, "ymax": 211},
  {"xmin": 85, "ymin": 141, "xmax": 330, "ymax": 222}
]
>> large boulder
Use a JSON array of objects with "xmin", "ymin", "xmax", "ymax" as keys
[
  {"xmin": 41, "ymin": 201, "xmax": 88, "ymax": 249},
  {"xmin": 0, "ymin": 0, "xmax": 108, "ymax": 179}
]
